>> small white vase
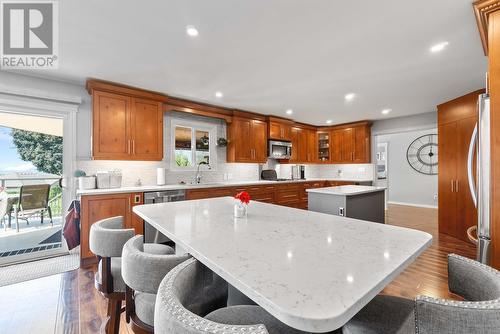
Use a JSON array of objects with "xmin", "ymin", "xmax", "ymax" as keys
[{"xmin": 234, "ymin": 202, "xmax": 247, "ymax": 218}]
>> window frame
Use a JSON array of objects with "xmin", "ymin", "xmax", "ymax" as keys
[{"xmin": 170, "ymin": 119, "xmax": 217, "ymax": 171}]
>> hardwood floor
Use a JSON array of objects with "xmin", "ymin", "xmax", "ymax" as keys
[{"xmin": 0, "ymin": 204, "xmax": 477, "ymax": 334}]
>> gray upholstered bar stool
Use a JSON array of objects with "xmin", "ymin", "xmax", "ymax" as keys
[
  {"xmin": 89, "ymin": 216, "xmax": 174, "ymax": 334},
  {"xmin": 342, "ymin": 254, "xmax": 500, "ymax": 334},
  {"xmin": 154, "ymin": 258, "xmax": 324, "ymax": 334},
  {"xmin": 122, "ymin": 235, "xmax": 190, "ymax": 333}
]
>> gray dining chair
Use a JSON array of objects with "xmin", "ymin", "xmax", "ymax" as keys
[
  {"xmin": 89, "ymin": 216, "xmax": 174, "ymax": 334},
  {"xmin": 342, "ymin": 254, "xmax": 500, "ymax": 334},
  {"xmin": 121, "ymin": 235, "xmax": 190, "ymax": 333},
  {"xmin": 154, "ymin": 258, "xmax": 322, "ymax": 334}
]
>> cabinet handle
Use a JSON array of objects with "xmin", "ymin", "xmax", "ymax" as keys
[
  {"xmin": 132, "ymin": 140, "xmax": 136, "ymax": 155},
  {"xmin": 451, "ymin": 180, "xmax": 454, "ymax": 192},
  {"xmin": 128, "ymin": 140, "xmax": 131, "ymax": 154},
  {"xmin": 456, "ymin": 180, "xmax": 459, "ymax": 193}
]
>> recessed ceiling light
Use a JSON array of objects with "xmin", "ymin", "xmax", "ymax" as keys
[
  {"xmin": 215, "ymin": 91, "xmax": 223, "ymax": 98},
  {"xmin": 326, "ymin": 120, "xmax": 333, "ymax": 124},
  {"xmin": 186, "ymin": 25, "xmax": 199, "ymax": 37},
  {"xmin": 345, "ymin": 93, "xmax": 356, "ymax": 101},
  {"xmin": 430, "ymin": 41, "xmax": 449, "ymax": 53},
  {"xmin": 286, "ymin": 109, "xmax": 293, "ymax": 115},
  {"xmin": 381, "ymin": 109, "xmax": 392, "ymax": 115}
]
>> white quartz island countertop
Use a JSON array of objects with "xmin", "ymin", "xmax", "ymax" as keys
[
  {"xmin": 133, "ymin": 197, "xmax": 432, "ymax": 332},
  {"xmin": 306, "ymin": 185, "xmax": 386, "ymax": 196}
]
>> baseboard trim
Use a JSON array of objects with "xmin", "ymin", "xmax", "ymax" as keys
[{"xmin": 387, "ymin": 201, "xmax": 438, "ymax": 209}]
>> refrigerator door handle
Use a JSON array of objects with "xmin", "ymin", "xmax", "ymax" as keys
[
  {"xmin": 467, "ymin": 226, "xmax": 479, "ymax": 245},
  {"xmin": 467, "ymin": 123, "xmax": 478, "ymax": 207}
]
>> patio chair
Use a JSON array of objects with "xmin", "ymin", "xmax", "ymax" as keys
[
  {"xmin": 0, "ymin": 190, "xmax": 8, "ymax": 230},
  {"xmin": 14, "ymin": 184, "xmax": 52, "ymax": 232}
]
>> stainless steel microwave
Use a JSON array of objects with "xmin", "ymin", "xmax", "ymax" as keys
[{"xmin": 268, "ymin": 140, "xmax": 292, "ymax": 159}]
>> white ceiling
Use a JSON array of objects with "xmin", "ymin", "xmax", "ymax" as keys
[{"xmin": 15, "ymin": 0, "xmax": 488, "ymax": 125}]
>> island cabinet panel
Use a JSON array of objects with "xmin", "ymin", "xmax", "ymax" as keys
[
  {"xmin": 80, "ymin": 193, "xmax": 143, "ymax": 267},
  {"xmin": 87, "ymin": 80, "xmax": 167, "ymax": 161},
  {"xmin": 227, "ymin": 117, "xmax": 268, "ymax": 163}
]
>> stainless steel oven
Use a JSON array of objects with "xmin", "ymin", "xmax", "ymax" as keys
[{"xmin": 268, "ymin": 140, "xmax": 292, "ymax": 159}]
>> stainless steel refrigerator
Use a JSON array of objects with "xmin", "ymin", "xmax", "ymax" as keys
[{"xmin": 467, "ymin": 93, "xmax": 491, "ymax": 264}]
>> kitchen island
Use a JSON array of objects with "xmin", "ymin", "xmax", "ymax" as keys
[
  {"xmin": 133, "ymin": 197, "xmax": 431, "ymax": 332},
  {"xmin": 307, "ymin": 185, "xmax": 386, "ymax": 223}
]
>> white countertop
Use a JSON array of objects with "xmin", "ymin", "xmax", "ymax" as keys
[
  {"xmin": 77, "ymin": 178, "xmax": 374, "ymax": 196},
  {"xmin": 133, "ymin": 197, "xmax": 431, "ymax": 332},
  {"xmin": 307, "ymin": 185, "xmax": 386, "ymax": 196}
]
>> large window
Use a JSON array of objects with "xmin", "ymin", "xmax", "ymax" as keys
[{"xmin": 171, "ymin": 120, "xmax": 216, "ymax": 170}]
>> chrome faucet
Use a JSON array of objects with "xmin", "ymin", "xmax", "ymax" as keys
[{"xmin": 195, "ymin": 161, "xmax": 211, "ymax": 184}]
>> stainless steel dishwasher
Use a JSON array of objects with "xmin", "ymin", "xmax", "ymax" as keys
[{"xmin": 143, "ymin": 190, "xmax": 186, "ymax": 243}]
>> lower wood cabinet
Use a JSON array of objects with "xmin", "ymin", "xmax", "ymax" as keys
[
  {"xmin": 186, "ymin": 182, "xmax": 331, "ymax": 209},
  {"xmin": 80, "ymin": 192, "xmax": 143, "ymax": 267}
]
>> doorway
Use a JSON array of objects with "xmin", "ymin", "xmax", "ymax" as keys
[{"xmin": 0, "ymin": 112, "xmax": 69, "ymax": 266}]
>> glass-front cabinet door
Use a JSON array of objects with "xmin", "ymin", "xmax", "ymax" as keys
[{"xmin": 317, "ymin": 131, "xmax": 330, "ymax": 162}]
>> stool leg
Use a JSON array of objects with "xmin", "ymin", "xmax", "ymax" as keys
[{"xmin": 104, "ymin": 299, "xmax": 121, "ymax": 334}]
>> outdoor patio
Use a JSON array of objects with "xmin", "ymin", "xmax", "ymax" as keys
[{"xmin": 0, "ymin": 216, "xmax": 63, "ymax": 257}]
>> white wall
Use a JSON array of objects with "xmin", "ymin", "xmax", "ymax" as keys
[{"xmin": 376, "ymin": 128, "xmax": 438, "ymax": 208}]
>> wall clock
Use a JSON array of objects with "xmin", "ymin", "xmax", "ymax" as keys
[{"xmin": 406, "ymin": 134, "xmax": 438, "ymax": 175}]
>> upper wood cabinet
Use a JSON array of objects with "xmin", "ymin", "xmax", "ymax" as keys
[
  {"xmin": 87, "ymin": 80, "xmax": 167, "ymax": 161},
  {"xmin": 268, "ymin": 118, "xmax": 292, "ymax": 141},
  {"xmin": 329, "ymin": 123, "xmax": 371, "ymax": 163},
  {"xmin": 283, "ymin": 127, "xmax": 317, "ymax": 163},
  {"xmin": 317, "ymin": 131, "xmax": 331, "ymax": 163},
  {"xmin": 227, "ymin": 116, "xmax": 268, "ymax": 163}
]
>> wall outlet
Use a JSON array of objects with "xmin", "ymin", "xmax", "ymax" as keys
[
  {"xmin": 433, "ymin": 194, "xmax": 438, "ymax": 201},
  {"xmin": 339, "ymin": 207, "xmax": 345, "ymax": 217}
]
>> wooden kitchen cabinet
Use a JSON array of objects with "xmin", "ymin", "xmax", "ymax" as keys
[
  {"xmin": 87, "ymin": 79, "xmax": 167, "ymax": 161},
  {"xmin": 227, "ymin": 117, "xmax": 268, "ymax": 163},
  {"xmin": 268, "ymin": 118, "xmax": 292, "ymax": 141},
  {"xmin": 438, "ymin": 90, "xmax": 483, "ymax": 242},
  {"xmin": 329, "ymin": 122, "xmax": 371, "ymax": 163},
  {"xmin": 317, "ymin": 131, "xmax": 331, "ymax": 163},
  {"xmin": 306, "ymin": 129, "xmax": 317, "ymax": 163},
  {"xmin": 80, "ymin": 192, "xmax": 143, "ymax": 266}
]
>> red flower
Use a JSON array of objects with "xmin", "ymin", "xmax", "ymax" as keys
[{"xmin": 234, "ymin": 191, "xmax": 251, "ymax": 205}]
